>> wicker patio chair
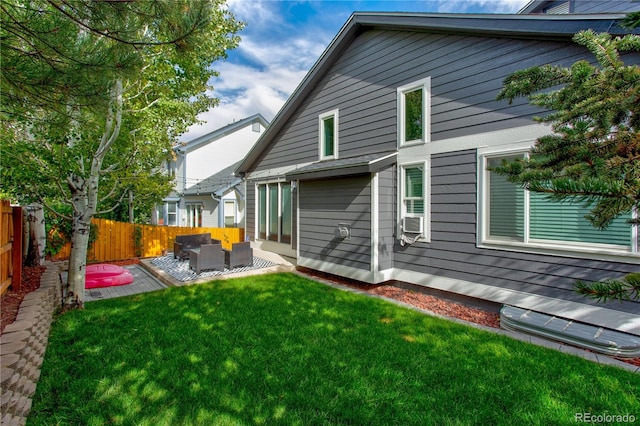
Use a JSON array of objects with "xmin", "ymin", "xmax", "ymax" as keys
[
  {"xmin": 189, "ymin": 243, "xmax": 225, "ymax": 274},
  {"xmin": 225, "ymin": 241, "xmax": 253, "ymax": 269}
]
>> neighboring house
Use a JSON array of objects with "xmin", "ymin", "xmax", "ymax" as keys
[
  {"xmin": 181, "ymin": 161, "xmax": 245, "ymax": 228},
  {"xmin": 236, "ymin": 12, "xmax": 640, "ymax": 334},
  {"xmin": 155, "ymin": 114, "xmax": 268, "ymax": 227}
]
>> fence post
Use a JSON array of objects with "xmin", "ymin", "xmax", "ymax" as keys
[{"xmin": 12, "ymin": 206, "xmax": 22, "ymax": 292}]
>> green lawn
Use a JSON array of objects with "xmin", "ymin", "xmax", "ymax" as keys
[{"xmin": 30, "ymin": 273, "xmax": 639, "ymax": 425}]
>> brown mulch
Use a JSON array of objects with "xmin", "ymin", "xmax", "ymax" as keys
[
  {"xmin": 1, "ymin": 265, "xmax": 46, "ymax": 335},
  {"xmin": 298, "ymin": 268, "xmax": 640, "ymax": 368}
]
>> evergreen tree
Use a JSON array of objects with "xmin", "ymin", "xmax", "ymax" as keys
[{"xmin": 495, "ymin": 28, "xmax": 640, "ymax": 302}]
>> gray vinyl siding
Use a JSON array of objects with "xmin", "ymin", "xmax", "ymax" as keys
[
  {"xmin": 298, "ymin": 176, "xmax": 372, "ymax": 271},
  {"xmin": 248, "ymin": 30, "xmax": 595, "ymax": 173},
  {"xmin": 378, "ymin": 166, "xmax": 396, "ymax": 271},
  {"xmin": 394, "ymin": 149, "xmax": 639, "ymax": 314},
  {"xmin": 245, "ymin": 182, "xmax": 255, "ymax": 241},
  {"xmin": 574, "ymin": 0, "xmax": 640, "ymax": 13}
]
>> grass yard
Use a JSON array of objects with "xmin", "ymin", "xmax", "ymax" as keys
[{"xmin": 30, "ymin": 273, "xmax": 639, "ymax": 425}]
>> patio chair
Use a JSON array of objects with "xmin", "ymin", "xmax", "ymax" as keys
[
  {"xmin": 173, "ymin": 234, "xmax": 221, "ymax": 260},
  {"xmin": 189, "ymin": 243, "xmax": 225, "ymax": 274},
  {"xmin": 225, "ymin": 241, "xmax": 253, "ymax": 269}
]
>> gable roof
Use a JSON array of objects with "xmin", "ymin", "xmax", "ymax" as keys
[
  {"xmin": 178, "ymin": 113, "xmax": 269, "ymax": 154},
  {"xmin": 235, "ymin": 12, "xmax": 635, "ymax": 175},
  {"xmin": 183, "ymin": 161, "xmax": 242, "ymax": 196}
]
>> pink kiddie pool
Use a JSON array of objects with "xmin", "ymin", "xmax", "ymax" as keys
[{"xmin": 85, "ymin": 264, "xmax": 134, "ymax": 289}]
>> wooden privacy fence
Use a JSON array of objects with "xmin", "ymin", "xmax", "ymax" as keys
[
  {"xmin": 0, "ymin": 200, "xmax": 22, "ymax": 296},
  {"xmin": 53, "ymin": 218, "xmax": 245, "ymax": 262}
]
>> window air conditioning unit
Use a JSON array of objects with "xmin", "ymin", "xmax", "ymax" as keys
[{"xmin": 402, "ymin": 216, "xmax": 423, "ymax": 234}]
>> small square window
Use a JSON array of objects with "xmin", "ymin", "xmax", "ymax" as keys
[{"xmin": 319, "ymin": 109, "xmax": 339, "ymax": 160}]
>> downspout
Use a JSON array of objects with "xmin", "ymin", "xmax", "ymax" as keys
[{"xmin": 211, "ymin": 194, "xmax": 223, "ymax": 228}]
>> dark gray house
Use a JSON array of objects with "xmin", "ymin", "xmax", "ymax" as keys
[{"xmin": 236, "ymin": 12, "xmax": 640, "ymax": 335}]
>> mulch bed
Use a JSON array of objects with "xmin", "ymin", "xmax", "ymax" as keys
[{"xmin": 0, "ymin": 265, "xmax": 46, "ymax": 335}]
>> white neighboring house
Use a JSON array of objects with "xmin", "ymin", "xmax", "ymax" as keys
[{"xmin": 155, "ymin": 113, "xmax": 269, "ymax": 228}]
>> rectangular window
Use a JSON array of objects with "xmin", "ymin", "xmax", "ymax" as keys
[
  {"xmin": 400, "ymin": 163, "xmax": 429, "ymax": 241},
  {"xmin": 404, "ymin": 166, "xmax": 424, "ymax": 215},
  {"xmin": 257, "ymin": 182, "xmax": 293, "ymax": 243},
  {"xmin": 319, "ymin": 109, "xmax": 339, "ymax": 160},
  {"xmin": 167, "ymin": 202, "xmax": 177, "ymax": 226},
  {"xmin": 483, "ymin": 153, "xmax": 636, "ymax": 256},
  {"xmin": 258, "ymin": 186, "xmax": 267, "ymax": 239},
  {"xmin": 398, "ymin": 77, "xmax": 430, "ymax": 146},
  {"xmin": 281, "ymin": 183, "xmax": 292, "ymax": 244},
  {"xmin": 268, "ymin": 185, "xmax": 279, "ymax": 241},
  {"xmin": 224, "ymin": 200, "xmax": 236, "ymax": 228},
  {"xmin": 487, "ymin": 156, "xmax": 524, "ymax": 241}
]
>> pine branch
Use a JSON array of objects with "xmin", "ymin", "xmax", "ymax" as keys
[{"xmin": 574, "ymin": 273, "xmax": 640, "ymax": 303}]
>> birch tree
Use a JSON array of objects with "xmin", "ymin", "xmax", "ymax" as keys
[{"xmin": 1, "ymin": 0, "xmax": 242, "ymax": 308}]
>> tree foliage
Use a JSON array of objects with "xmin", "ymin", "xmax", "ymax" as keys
[
  {"xmin": 495, "ymin": 30, "xmax": 640, "ymax": 230},
  {"xmin": 495, "ymin": 28, "xmax": 640, "ymax": 303},
  {"xmin": 1, "ymin": 0, "xmax": 242, "ymax": 307}
]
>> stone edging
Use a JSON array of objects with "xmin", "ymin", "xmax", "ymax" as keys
[{"xmin": 0, "ymin": 262, "xmax": 62, "ymax": 426}]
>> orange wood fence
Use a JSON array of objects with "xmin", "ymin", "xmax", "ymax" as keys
[
  {"xmin": 0, "ymin": 200, "xmax": 22, "ymax": 296},
  {"xmin": 52, "ymin": 218, "xmax": 245, "ymax": 262}
]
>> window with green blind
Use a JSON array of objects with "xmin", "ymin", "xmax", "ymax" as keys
[
  {"xmin": 529, "ymin": 193, "xmax": 629, "ymax": 246},
  {"xmin": 404, "ymin": 165, "xmax": 424, "ymax": 215},
  {"xmin": 485, "ymin": 154, "xmax": 634, "ymax": 251},
  {"xmin": 487, "ymin": 156, "xmax": 524, "ymax": 240}
]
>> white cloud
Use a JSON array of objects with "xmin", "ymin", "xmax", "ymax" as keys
[{"xmin": 182, "ymin": 0, "xmax": 532, "ymax": 141}]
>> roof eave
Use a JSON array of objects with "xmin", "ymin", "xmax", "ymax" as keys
[{"xmin": 236, "ymin": 12, "xmax": 631, "ymax": 174}]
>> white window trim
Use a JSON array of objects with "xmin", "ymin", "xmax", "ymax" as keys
[
  {"xmin": 255, "ymin": 180, "xmax": 291, "ymax": 243},
  {"xmin": 397, "ymin": 77, "xmax": 431, "ymax": 148},
  {"xmin": 319, "ymin": 108, "xmax": 339, "ymax": 160},
  {"xmin": 477, "ymin": 147, "xmax": 640, "ymax": 262},
  {"xmin": 223, "ymin": 199, "xmax": 236, "ymax": 228},
  {"xmin": 398, "ymin": 160, "xmax": 430, "ymax": 243}
]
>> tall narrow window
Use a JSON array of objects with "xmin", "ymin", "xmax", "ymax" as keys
[
  {"xmin": 319, "ymin": 109, "xmax": 339, "ymax": 160},
  {"xmin": 405, "ymin": 89, "xmax": 423, "ymax": 142},
  {"xmin": 281, "ymin": 183, "xmax": 292, "ymax": 244},
  {"xmin": 398, "ymin": 77, "xmax": 430, "ymax": 146},
  {"xmin": 487, "ymin": 156, "xmax": 524, "ymax": 241},
  {"xmin": 268, "ymin": 185, "xmax": 279, "ymax": 241},
  {"xmin": 258, "ymin": 185, "xmax": 267, "ymax": 239},
  {"xmin": 224, "ymin": 200, "xmax": 236, "ymax": 227}
]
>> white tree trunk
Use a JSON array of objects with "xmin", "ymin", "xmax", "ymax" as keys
[{"xmin": 63, "ymin": 80, "xmax": 123, "ymax": 309}]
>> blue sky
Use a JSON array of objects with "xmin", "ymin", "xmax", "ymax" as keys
[{"xmin": 182, "ymin": 0, "xmax": 531, "ymax": 140}]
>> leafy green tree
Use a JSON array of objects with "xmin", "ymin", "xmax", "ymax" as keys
[
  {"xmin": 494, "ymin": 29, "xmax": 640, "ymax": 302},
  {"xmin": 1, "ymin": 0, "xmax": 242, "ymax": 308}
]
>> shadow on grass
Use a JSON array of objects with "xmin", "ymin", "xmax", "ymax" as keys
[{"xmin": 30, "ymin": 273, "xmax": 640, "ymax": 425}]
